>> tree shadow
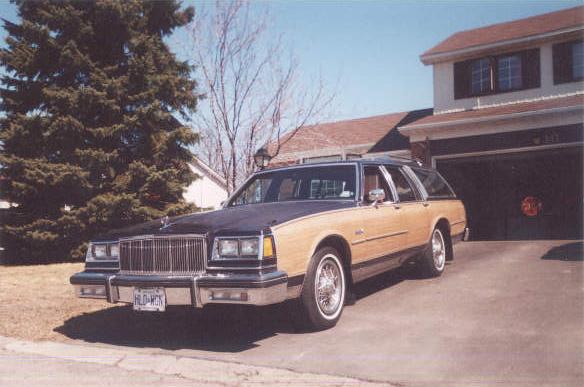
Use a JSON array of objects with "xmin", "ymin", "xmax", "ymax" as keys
[
  {"xmin": 541, "ymin": 242, "xmax": 584, "ymax": 261},
  {"xmin": 55, "ymin": 264, "xmax": 428, "ymax": 352}
]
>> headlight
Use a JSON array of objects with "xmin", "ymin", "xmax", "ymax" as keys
[
  {"xmin": 109, "ymin": 243, "xmax": 119, "ymax": 257},
  {"xmin": 240, "ymin": 238, "xmax": 259, "ymax": 256},
  {"xmin": 93, "ymin": 244, "xmax": 108, "ymax": 259},
  {"xmin": 213, "ymin": 236, "xmax": 275, "ymax": 260},
  {"xmin": 86, "ymin": 242, "xmax": 119, "ymax": 262},
  {"xmin": 218, "ymin": 239, "xmax": 239, "ymax": 256}
]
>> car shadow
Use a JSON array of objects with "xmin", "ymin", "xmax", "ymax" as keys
[
  {"xmin": 55, "ymin": 264, "xmax": 429, "ymax": 352},
  {"xmin": 541, "ymin": 242, "xmax": 584, "ymax": 261}
]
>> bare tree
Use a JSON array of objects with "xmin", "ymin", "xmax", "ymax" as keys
[{"xmin": 188, "ymin": 0, "xmax": 335, "ymax": 193}]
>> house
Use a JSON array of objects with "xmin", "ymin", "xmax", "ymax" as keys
[
  {"xmin": 183, "ymin": 156, "xmax": 228, "ymax": 210},
  {"xmin": 399, "ymin": 6, "xmax": 583, "ymax": 240},
  {"xmin": 269, "ymin": 109, "xmax": 432, "ymax": 167},
  {"xmin": 269, "ymin": 6, "xmax": 583, "ymax": 241}
]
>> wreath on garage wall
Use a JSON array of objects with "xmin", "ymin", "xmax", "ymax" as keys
[{"xmin": 521, "ymin": 196, "xmax": 542, "ymax": 217}]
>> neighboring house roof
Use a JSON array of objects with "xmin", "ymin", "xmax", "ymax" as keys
[
  {"xmin": 190, "ymin": 156, "xmax": 227, "ymax": 190},
  {"xmin": 399, "ymin": 94, "xmax": 584, "ymax": 131},
  {"xmin": 421, "ymin": 6, "xmax": 584, "ymax": 64},
  {"xmin": 269, "ymin": 109, "xmax": 432, "ymax": 164}
]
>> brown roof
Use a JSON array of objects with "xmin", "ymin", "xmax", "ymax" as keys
[
  {"xmin": 269, "ymin": 111, "xmax": 414, "ymax": 162},
  {"xmin": 422, "ymin": 6, "xmax": 584, "ymax": 61},
  {"xmin": 400, "ymin": 94, "xmax": 584, "ymax": 130}
]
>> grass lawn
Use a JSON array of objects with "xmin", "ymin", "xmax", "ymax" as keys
[{"xmin": 0, "ymin": 263, "xmax": 112, "ymax": 341}]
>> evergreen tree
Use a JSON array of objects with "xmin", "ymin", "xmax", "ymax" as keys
[{"xmin": 0, "ymin": 0, "xmax": 199, "ymax": 263}]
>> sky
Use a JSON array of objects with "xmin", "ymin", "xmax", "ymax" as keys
[{"xmin": 0, "ymin": 0, "xmax": 581, "ymax": 122}]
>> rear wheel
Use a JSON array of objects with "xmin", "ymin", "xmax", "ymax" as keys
[
  {"xmin": 420, "ymin": 228, "xmax": 447, "ymax": 277},
  {"xmin": 293, "ymin": 247, "xmax": 346, "ymax": 331}
]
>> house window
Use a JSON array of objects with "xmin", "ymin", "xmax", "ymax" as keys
[
  {"xmin": 471, "ymin": 58, "xmax": 492, "ymax": 94},
  {"xmin": 454, "ymin": 48, "xmax": 540, "ymax": 99},
  {"xmin": 498, "ymin": 54, "xmax": 522, "ymax": 91},
  {"xmin": 553, "ymin": 40, "xmax": 584, "ymax": 84}
]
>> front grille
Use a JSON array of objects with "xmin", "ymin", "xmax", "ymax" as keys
[{"xmin": 119, "ymin": 235, "xmax": 207, "ymax": 275}]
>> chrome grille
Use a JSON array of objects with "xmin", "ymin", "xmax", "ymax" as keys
[{"xmin": 119, "ymin": 235, "xmax": 207, "ymax": 275}]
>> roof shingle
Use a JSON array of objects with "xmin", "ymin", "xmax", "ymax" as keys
[
  {"xmin": 422, "ymin": 6, "xmax": 584, "ymax": 62},
  {"xmin": 269, "ymin": 110, "xmax": 430, "ymax": 163}
]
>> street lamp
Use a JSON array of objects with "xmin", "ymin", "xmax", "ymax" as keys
[{"xmin": 253, "ymin": 147, "xmax": 272, "ymax": 170}]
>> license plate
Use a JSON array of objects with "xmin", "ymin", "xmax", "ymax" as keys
[{"xmin": 133, "ymin": 288, "xmax": 166, "ymax": 312}]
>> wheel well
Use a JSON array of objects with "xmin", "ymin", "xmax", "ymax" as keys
[
  {"xmin": 435, "ymin": 218, "xmax": 453, "ymax": 261},
  {"xmin": 315, "ymin": 235, "xmax": 353, "ymax": 288}
]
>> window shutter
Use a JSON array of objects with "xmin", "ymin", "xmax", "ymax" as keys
[
  {"xmin": 453, "ymin": 61, "xmax": 470, "ymax": 99},
  {"xmin": 553, "ymin": 42, "xmax": 572, "ymax": 84},
  {"xmin": 522, "ymin": 48, "xmax": 540, "ymax": 89}
]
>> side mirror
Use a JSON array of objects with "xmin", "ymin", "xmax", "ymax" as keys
[{"xmin": 367, "ymin": 189, "xmax": 385, "ymax": 205}]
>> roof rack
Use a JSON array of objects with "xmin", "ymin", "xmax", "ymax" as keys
[{"xmin": 370, "ymin": 154, "xmax": 423, "ymax": 167}]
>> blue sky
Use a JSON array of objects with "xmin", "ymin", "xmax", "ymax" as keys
[{"xmin": 0, "ymin": 0, "xmax": 581, "ymax": 121}]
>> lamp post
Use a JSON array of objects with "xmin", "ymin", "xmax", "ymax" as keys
[{"xmin": 253, "ymin": 147, "xmax": 272, "ymax": 170}]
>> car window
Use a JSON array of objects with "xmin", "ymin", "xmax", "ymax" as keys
[
  {"xmin": 411, "ymin": 168, "xmax": 455, "ymax": 199},
  {"xmin": 229, "ymin": 165, "xmax": 356, "ymax": 206},
  {"xmin": 364, "ymin": 166, "xmax": 392, "ymax": 202},
  {"xmin": 232, "ymin": 177, "xmax": 273, "ymax": 206},
  {"xmin": 384, "ymin": 166, "xmax": 417, "ymax": 202}
]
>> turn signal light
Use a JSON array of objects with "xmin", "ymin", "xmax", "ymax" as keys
[{"xmin": 263, "ymin": 236, "xmax": 274, "ymax": 258}]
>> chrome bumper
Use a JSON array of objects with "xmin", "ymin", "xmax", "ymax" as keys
[{"xmin": 70, "ymin": 271, "xmax": 288, "ymax": 308}]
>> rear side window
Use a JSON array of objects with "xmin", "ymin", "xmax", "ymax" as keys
[
  {"xmin": 384, "ymin": 166, "xmax": 416, "ymax": 202},
  {"xmin": 411, "ymin": 168, "xmax": 455, "ymax": 199}
]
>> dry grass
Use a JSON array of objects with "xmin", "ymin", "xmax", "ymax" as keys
[
  {"xmin": 0, "ymin": 263, "xmax": 112, "ymax": 341},
  {"xmin": 0, "ymin": 263, "xmax": 293, "ymax": 349}
]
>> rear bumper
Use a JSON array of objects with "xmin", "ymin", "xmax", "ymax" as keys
[
  {"xmin": 453, "ymin": 227, "xmax": 471, "ymax": 244},
  {"xmin": 70, "ymin": 271, "xmax": 288, "ymax": 307}
]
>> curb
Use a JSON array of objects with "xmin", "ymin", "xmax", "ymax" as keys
[{"xmin": 0, "ymin": 336, "xmax": 393, "ymax": 386}]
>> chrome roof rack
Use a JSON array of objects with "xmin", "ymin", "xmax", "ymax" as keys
[{"xmin": 368, "ymin": 154, "xmax": 423, "ymax": 167}]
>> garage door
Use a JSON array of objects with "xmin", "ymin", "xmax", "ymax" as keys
[{"xmin": 436, "ymin": 146, "xmax": 583, "ymax": 240}]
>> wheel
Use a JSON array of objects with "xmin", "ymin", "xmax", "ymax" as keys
[
  {"xmin": 420, "ymin": 228, "xmax": 447, "ymax": 277},
  {"xmin": 293, "ymin": 247, "xmax": 346, "ymax": 331}
]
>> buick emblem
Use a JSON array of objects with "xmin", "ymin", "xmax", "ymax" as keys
[{"xmin": 160, "ymin": 215, "xmax": 170, "ymax": 229}]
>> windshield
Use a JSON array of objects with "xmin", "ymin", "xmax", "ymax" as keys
[{"xmin": 229, "ymin": 165, "xmax": 357, "ymax": 206}]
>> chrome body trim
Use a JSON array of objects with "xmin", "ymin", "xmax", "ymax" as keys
[
  {"xmin": 74, "ymin": 284, "xmax": 107, "ymax": 299},
  {"xmin": 119, "ymin": 234, "xmax": 207, "ymax": 276},
  {"xmin": 119, "ymin": 234, "xmax": 206, "ymax": 241},
  {"xmin": 72, "ymin": 271, "xmax": 289, "ymax": 307},
  {"xmin": 286, "ymin": 284, "xmax": 303, "ymax": 299},
  {"xmin": 199, "ymin": 284, "xmax": 287, "ymax": 306},
  {"xmin": 351, "ymin": 230, "xmax": 409, "ymax": 246},
  {"xmin": 463, "ymin": 227, "xmax": 471, "ymax": 241}
]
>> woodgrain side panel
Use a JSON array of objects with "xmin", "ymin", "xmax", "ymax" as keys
[
  {"xmin": 272, "ymin": 207, "xmax": 366, "ymax": 277},
  {"xmin": 271, "ymin": 199, "xmax": 466, "ymax": 279},
  {"xmin": 425, "ymin": 200, "xmax": 467, "ymax": 239}
]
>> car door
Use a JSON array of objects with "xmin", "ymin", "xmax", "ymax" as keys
[
  {"xmin": 384, "ymin": 165, "xmax": 430, "ymax": 259},
  {"xmin": 356, "ymin": 165, "xmax": 408, "ymax": 266}
]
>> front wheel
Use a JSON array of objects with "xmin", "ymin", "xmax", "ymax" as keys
[
  {"xmin": 294, "ymin": 247, "xmax": 346, "ymax": 331},
  {"xmin": 420, "ymin": 228, "xmax": 447, "ymax": 277}
]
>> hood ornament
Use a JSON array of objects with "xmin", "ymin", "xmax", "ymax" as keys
[{"xmin": 160, "ymin": 215, "xmax": 170, "ymax": 230}]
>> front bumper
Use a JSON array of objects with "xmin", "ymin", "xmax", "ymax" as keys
[{"xmin": 70, "ymin": 271, "xmax": 288, "ymax": 308}]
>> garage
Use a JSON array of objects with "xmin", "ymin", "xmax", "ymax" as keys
[{"xmin": 437, "ymin": 146, "xmax": 583, "ymax": 240}]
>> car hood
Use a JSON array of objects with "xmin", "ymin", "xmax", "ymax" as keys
[{"xmin": 96, "ymin": 200, "xmax": 356, "ymax": 241}]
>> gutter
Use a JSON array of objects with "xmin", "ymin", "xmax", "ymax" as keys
[{"xmin": 398, "ymin": 105, "xmax": 584, "ymax": 133}]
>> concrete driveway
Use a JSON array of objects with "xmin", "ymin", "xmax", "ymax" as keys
[{"xmin": 57, "ymin": 240, "xmax": 583, "ymax": 386}]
